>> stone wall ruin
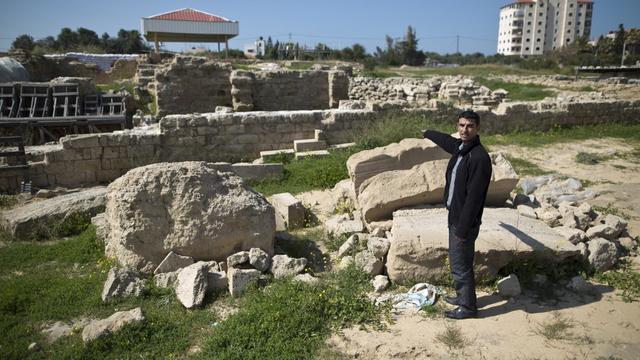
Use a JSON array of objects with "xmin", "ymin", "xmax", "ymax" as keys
[
  {"xmin": 2, "ymin": 97, "xmax": 639, "ymax": 193},
  {"xmin": 152, "ymin": 56, "xmax": 350, "ymax": 116}
]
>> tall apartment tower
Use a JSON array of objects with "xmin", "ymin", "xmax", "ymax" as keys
[{"xmin": 497, "ymin": 0, "xmax": 594, "ymax": 56}]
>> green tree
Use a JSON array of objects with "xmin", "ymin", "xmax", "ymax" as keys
[
  {"xmin": 77, "ymin": 27, "xmax": 100, "ymax": 47},
  {"xmin": 56, "ymin": 27, "xmax": 79, "ymax": 50},
  {"xmin": 402, "ymin": 25, "xmax": 425, "ymax": 66},
  {"xmin": 11, "ymin": 34, "xmax": 35, "ymax": 52},
  {"xmin": 351, "ymin": 43, "xmax": 366, "ymax": 61}
]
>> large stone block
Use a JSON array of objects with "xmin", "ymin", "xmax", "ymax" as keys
[
  {"xmin": 346, "ymin": 138, "xmax": 450, "ymax": 196},
  {"xmin": 357, "ymin": 153, "xmax": 518, "ymax": 222},
  {"xmin": 104, "ymin": 162, "xmax": 275, "ymax": 273},
  {"xmin": 387, "ymin": 207, "xmax": 579, "ymax": 284},
  {"xmin": 271, "ymin": 192, "xmax": 306, "ymax": 229}
]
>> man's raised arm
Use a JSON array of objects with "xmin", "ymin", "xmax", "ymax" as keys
[{"xmin": 423, "ymin": 130, "xmax": 458, "ymax": 155}]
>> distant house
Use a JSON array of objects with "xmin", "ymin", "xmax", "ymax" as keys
[{"xmin": 244, "ymin": 37, "xmax": 266, "ymax": 58}]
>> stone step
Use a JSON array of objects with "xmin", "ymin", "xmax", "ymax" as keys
[
  {"xmin": 295, "ymin": 150, "xmax": 330, "ymax": 160},
  {"xmin": 259, "ymin": 149, "xmax": 295, "ymax": 163},
  {"xmin": 293, "ymin": 139, "xmax": 327, "ymax": 152}
]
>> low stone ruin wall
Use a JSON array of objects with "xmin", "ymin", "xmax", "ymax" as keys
[
  {"xmin": 1, "ymin": 98, "xmax": 639, "ymax": 192},
  {"xmin": 153, "ymin": 56, "xmax": 349, "ymax": 116}
]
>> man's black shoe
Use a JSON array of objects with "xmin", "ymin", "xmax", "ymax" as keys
[
  {"xmin": 444, "ymin": 296, "xmax": 459, "ymax": 306},
  {"xmin": 444, "ymin": 307, "xmax": 477, "ymax": 320}
]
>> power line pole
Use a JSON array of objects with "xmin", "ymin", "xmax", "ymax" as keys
[{"xmin": 456, "ymin": 34, "xmax": 460, "ymax": 54}]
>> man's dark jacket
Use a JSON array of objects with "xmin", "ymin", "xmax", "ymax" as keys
[{"xmin": 423, "ymin": 130, "xmax": 492, "ymax": 239}]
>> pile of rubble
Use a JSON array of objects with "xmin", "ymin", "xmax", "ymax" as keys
[
  {"xmin": 349, "ymin": 77, "xmax": 440, "ymax": 105},
  {"xmin": 515, "ymin": 174, "xmax": 634, "ymax": 272},
  {"xmin": 348, "ymin": 76, "xmax": 508, "ymax": 108},
  {"xmin": 438, "ymin": 76, "xmax": 506, "ymax": 107}
]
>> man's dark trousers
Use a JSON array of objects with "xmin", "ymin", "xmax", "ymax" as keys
[{"xmin": 448, "ymin": 225, "xmax": 480, "ymax": 312}]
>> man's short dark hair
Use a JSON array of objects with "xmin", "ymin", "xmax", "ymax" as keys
[{"xmin": 458, "ymin": 110, "xmax": 480, "ymax": 126}]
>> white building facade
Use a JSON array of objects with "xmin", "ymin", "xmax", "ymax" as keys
[{"xmin": 497, "ymin": 0, "xmax": 594, "ymax": 56}]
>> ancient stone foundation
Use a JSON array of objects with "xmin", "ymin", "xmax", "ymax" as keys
[{"xmin": 1, "ymin": 98, "xmax": 639, "ymax": 192}]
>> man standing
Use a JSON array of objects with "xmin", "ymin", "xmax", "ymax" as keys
[{"xmin": 423, "ymin": 111, "xmax": 492, "ymax": 320}]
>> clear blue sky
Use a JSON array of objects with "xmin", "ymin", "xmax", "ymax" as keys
[{"xmin": 1, "ymin": 0, "xmax": 638, "ymax": 55}]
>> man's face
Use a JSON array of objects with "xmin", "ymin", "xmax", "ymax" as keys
[{"xmin": 458, "ymin": 117, "xmax": 479, "ymax": 144}]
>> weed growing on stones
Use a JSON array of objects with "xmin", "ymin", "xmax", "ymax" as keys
[{"xmin": 594, "ymin": 259, "xmax": 640, "ymax": 303}]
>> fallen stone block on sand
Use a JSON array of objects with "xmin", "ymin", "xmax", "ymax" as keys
[{"xmin": 387, "ymin": 207, "xmax": 579, "ymax": 284}]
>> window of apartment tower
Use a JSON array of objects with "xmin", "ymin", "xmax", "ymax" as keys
[
  {"xmin": 528, "ymin": 21, "xmax": 532, "ymax": 25},
  {"xmin": 537, "ymin": 38, "xmax": 541, "ymax": 42},
  {"xmin": 538, "ymin": 21, "xmax": 542, "ymax": 25},
  {"xmin": 539, "ymin": 12, "xmax": 543, "ymax": 16},
  {"xmin": 536, "ymin": 47, "xmax": 540, "ymax": 51},
  {"xmin": 567, "ymin": 29, "xmax": 571, "ymax": 33},
  {"xmin": 570, "ymin": 3, "xmax": 573, "ymax": 7},
  {"xmin": 529, "ymin": 12, "xmax": 533, "ymax": 16},
  {"xmin": 568, "ymin": 21, "xmax": 572, "ymax": 25},
  {"xmin": 527, "ymin": 29, "xmax": 531, "ymax": 33},
  {"xmin": 526, "ymin": 38, "xmax": 530, "ymax": 42},
  {"xmin": 538, "ymin": 29, "xmax": 541, "ymax": 33},
  {"xmin": 569, "ymin": 12, "xmax": 573, "ymax": 16},
  {"xmin": 526, "ymin": 47, "xmax": 530, "ymax": 50}
]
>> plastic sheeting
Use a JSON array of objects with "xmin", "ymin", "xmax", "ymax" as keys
[
  {"xmin": 375, "ymin": 283, "xmax": 444, "ymax": 311},
  {"xmin": 0, "ymin": 57, "xmax": 30, "ymax": 82}
]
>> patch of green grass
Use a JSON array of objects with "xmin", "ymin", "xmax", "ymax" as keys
[
  {"xmin": 96, "ymin": 80, "xmax": 135, "ymax": 94},
  {"xmin": 355, "ymin": 112, "xmax": 455, "ymax": 150},
  {"xmin": 592, "ymin": 203, "xmax": 632, "ymax": 220},
  {"xmin": 533, "ymin": 311, "xmax": 575, "ymax": 341},
  {"xmin": 0, "ymin": 226, "xmax": 221, "ymax": 359},
  {"xmin": 198, "ymin": 264, "xmax": 386, "ymax": 360},
  {"xmin": 578, "ymin": 85, "xmax": 596, "ymax": 92},
  {"xmin": 594, "ymin": 260, "xmax": 640, "ymax": 302},
  {"xmin": 286, "ymin": 62, "xmax": 315, "ymax": 71},
  {"xmin": 575, "ymin": 151, "xmax": 609, "ymax": 165},
  {"xmin": 435, "ymin": 323, "xmax": 470, "ymax": 350},
  {"xmin": 393, "ymin": 64, "xmax": 564, "ymax": 78},
  {"xmin": 475, "ymin": 77, "xmax": 554, "ymax": 101},
  {"xmin": 0, "ymin": 194, "xmax": 19, "ymax": 209},
  {"xmin": 420, "ymin": 301, "xmax": 446, "ymax": 319},
  {"xmin": 483, "ymin": 123, "xmax": 640, "ymax": 148},
  {"xmin": 505, "ymin": 155, "xmax": 551, "ymax": 177},
  {"xmin": 361, "ymin": 69, "xmax": 397, "ymax": 78},
  {"xmin": 249, "ymin": 148, "xmax": 355, "ymax": 196},
  {"xmin": 14, "ymin": 211, "xmax": 95, "ymax": 242}
]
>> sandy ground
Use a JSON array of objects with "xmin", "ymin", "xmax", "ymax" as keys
[
  {"xmin": 328, "ymin": 288, "xmax": 640, "ymax": 360},
  {"xmin": 303, "ymin": 137, "xmax": 640, "ymax": 360}
]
